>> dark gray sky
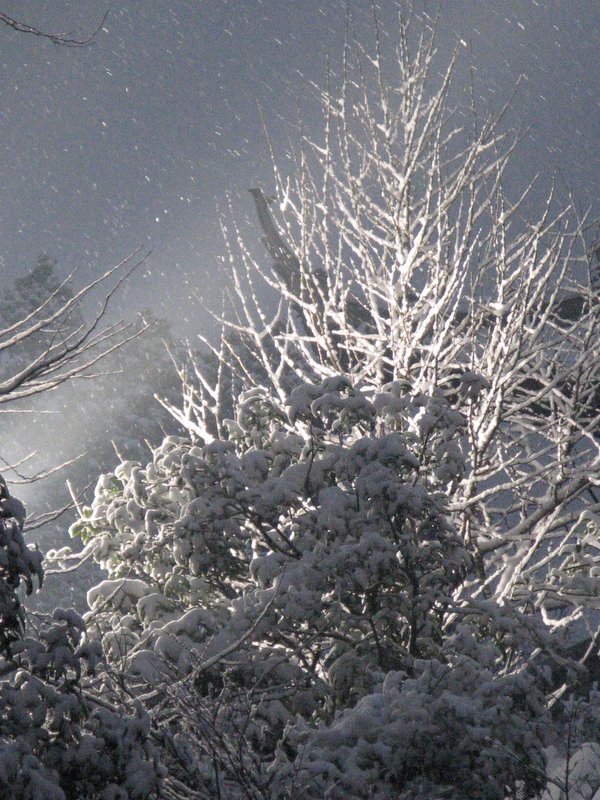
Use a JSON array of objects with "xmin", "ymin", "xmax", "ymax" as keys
[{"xmin": 1, "ymin": 0, "xmax": 599, "ymax": 337}]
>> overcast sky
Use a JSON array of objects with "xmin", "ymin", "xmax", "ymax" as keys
[{"xmin": 1, "ymin": 0, "xmax": 599, "ymax": 337}]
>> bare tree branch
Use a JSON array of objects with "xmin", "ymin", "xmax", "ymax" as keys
[{"xmin": 0, "ymin": 9, "xmax": 108, "ymax": 47}]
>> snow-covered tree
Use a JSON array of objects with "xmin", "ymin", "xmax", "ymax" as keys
[
  {"xmin": 71, "ymin": 7, "xmax": 600, "ymax": 798},
  {"xmin": 0, "ymin": 251, "xmax": 173, "ymax": 798},
  {"xmin": 180, "ymin": 10, "xmax": 600, "ymax": 661},
  {"xmin": 77, "ymin": 374, "xmax": 569, "ymax": 798},
  {"xmin": 0, "ymin": 473, "xmax": 161, "ymax": 800}
]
